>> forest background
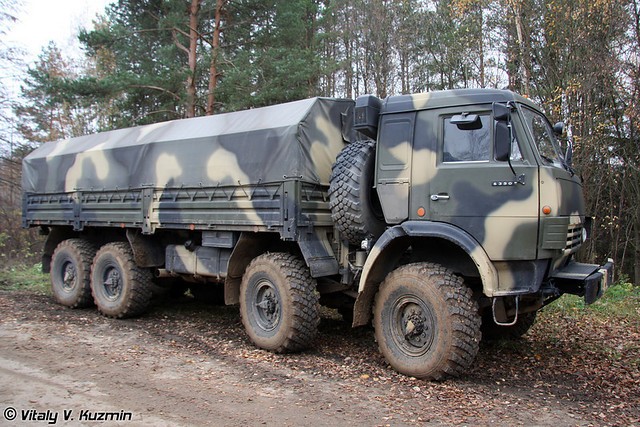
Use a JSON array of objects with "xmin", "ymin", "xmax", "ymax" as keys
[{"xmin": 1, "ymin": 0, "xmax": 639, "ymax": 284}]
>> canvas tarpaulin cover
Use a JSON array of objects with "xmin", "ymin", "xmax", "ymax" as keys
[{"xmin": 22, "ymin": 97, "xmax": 355, "ymax": 194}]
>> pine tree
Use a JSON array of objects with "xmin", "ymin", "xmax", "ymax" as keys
[
  {"xmin": 77, "ymin": 0, "xmax": 196, "ymax": 126},
  {"xmin": 216, "ymin": 0, "xmax": 326, "ymax": 110},
  {"xmin": 14, "ymin": 43, "xmax": 92, "ymax": 145}
]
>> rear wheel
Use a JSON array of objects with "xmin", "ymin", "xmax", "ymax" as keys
[
  {"xmin": 91, "ymin": 242, "xmax": 153, "ymax": 318},
  {"xmin": 373, "ymin": 263, "xmax": 481, "ymax": 380},
  {"xmin": 50, "ymin": 239, "xmax": 97, "ymax": 308},
  {"xmin": 240, "ymin": 253, "xmax": 319, "ymax": 353}
]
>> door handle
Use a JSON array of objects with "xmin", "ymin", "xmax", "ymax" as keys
[{"xmin": 430, "ymin": 194, "xmax": 450, "ymax": 201}]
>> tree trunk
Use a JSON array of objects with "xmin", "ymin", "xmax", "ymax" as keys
[
  {"xmin": 511, "ymin": 0, "xmax": 530, "ymax": 96},
  {"xmin": 185, "ymin": 0, "xmax": 201, "ymax": 118},
  {"xmin": 207, "ymin": 0, "xmax": 225, "ymax": 115},
  {"xmin": 479, "ymin": 7, "xmax": 485, "ymax": 88}
]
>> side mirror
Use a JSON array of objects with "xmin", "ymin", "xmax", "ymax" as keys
[
  {"xmin": 493, "ymin": 102, "xmax": 512, "ymax": 162},
  {"xmin": 553, "ymin": 122, "xmax": 565, "ymax": 136},
  {"xmin": 565, "ymin": 141, "xmax": 573, "ymax": 168},
  {"xmin": 492, "ymin": 102, "xmax": 511, "ymax": 121},
  {"xmin": 495, "ymin": 121, "xmax": 511, "ymax": 162}
]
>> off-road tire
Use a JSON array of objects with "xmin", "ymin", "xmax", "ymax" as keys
[
  {"xmin": 481, "ymin": 311, "xmax": 537, "ymax": 341},
  {"xmin": 240, "ymin": 253, "xmax": 320, "ymax": 353},
  {"xmin": 329, "ymin": 140, "xmax": 386, "ymax": 245},
  {"xmin": 91, "ymin": 242, "xmax": 153, "ymax": 318},
  {"xmin": 50, "ymin": 238, "xmax": 97, "ymax": 308},
  {"xmin": 373, "ymin": 263, "xmax": 481, "ymax": 380}
]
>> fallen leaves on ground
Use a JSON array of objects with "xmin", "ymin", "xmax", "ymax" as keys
[{"xmin": 1, "ymin": 289, "xmax": 638, "ymax": 426}]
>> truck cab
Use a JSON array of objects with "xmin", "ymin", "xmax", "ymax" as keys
[{"xmin": 328, "ymin": 89, "xmax": 613, "ymax": 378}]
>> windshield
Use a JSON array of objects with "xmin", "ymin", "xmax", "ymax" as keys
[{"xmin": 520, "ymin": 106, "xmax": 564, "ymax": 168}]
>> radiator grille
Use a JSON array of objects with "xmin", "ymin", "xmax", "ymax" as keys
[{"xmin": 565, "ymin": 223, "xmax": 583, "ymax": 255}]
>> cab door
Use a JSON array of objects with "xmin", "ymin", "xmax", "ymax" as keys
[{"xmin": 422, "ymin": 107, "xmax": 540, "ymax": 261}]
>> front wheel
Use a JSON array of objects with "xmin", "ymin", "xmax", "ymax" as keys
[
  {"xmin": 91, "ymin": 242, "xmax": 153, "ymax": 318},
  {"xmin": 240, "ymin": 253, "xmax": 319, "ymax": 353},
  {"xmin": 373, "ymin": 263, "xmax": 481, "ymax": 380}
]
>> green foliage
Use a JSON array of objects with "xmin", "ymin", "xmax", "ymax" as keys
[
  {"xmin": 217, "ymin": 0, "xmax": 325, "ymax": 110},
  {"xmin": 14, "ymin": 43, "xmax": 98, "ymax": 145},
  {"xmin": 0, "ymin": 157, "xmax": 44, "ymax": 265},
  {"xmin": 74, "ymin": 0, "xmax": 188, "ymax": 127},
  {"xmin": 545, "ymin": 282, "xmax": 640, "ymax": 320},
  {"xmin": 0, "ymin": 264, "xmax": 50, "ymax": 294}
]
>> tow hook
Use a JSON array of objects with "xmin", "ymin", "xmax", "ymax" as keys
[{"xmin": 492, "ymin": 296, "xmax": 519, "ymax": 326}]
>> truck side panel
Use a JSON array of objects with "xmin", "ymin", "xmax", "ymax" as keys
[{"xmin": 23, "ymin": 181, "xmax": 334, "ymax": 237}]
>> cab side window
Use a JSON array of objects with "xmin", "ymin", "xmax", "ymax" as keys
[{"xmin": 443, "ymin": 115, "xmax": 490, "ymax": 162}]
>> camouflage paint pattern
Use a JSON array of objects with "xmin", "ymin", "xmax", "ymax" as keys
[
  {"xmin": 23, "ymin": 98, "xmax": 353, "ymax": 193},
  {"xmin": 23, "ymin": 89, "xmax": 597, "ymax": 324},
  {"xmin": 23, "ymin": 98, "xmax": 354, "ymax": 240},
  {"xmin": 353, "ymin": 89, "xmax": 587, "ymax": 324}
]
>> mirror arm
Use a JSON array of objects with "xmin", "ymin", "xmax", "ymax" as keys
[{"xmin": 506, "ymin": 124, "xmax": 518, "ymax": 177}]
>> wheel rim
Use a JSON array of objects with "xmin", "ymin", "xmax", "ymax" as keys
[
  {"xmin": 252, "ymin": 278, "xmax": 281, "ymax": 332},
  {"xmin": 60, "ymin": 259, "xmax": 77, "ymax": 292},
  {"xmin": 391, "ymin": 295, "xmax": 435, "ymax": 357},
  {"xmin": 101, "ymin": 263, "xmax": 123, "ymax": 301}
]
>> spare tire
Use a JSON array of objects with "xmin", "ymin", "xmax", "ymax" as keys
[{"xmin": 329, "ymin": 140, "xmax": 386, "ymax": 245}]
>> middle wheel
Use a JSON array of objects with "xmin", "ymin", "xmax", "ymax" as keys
[
  {"xmin": 240, "ymin": 253, "xmax": 319, "ymax": 353},
  {"xmin": 91, "ymin": 242, "xmax": 153, "ymax": 318}
]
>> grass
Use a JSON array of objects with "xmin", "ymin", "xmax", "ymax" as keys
[
  {"xmin": 545, "ymin": 281, "xmax": 640, "ymax": 319},
  {"xmin": 0, "ymin": 263, "xmax": 50, "ymax": 294}
]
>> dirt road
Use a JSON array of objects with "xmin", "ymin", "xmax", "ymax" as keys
[{"xmin": 0, "ymin": 289, "xmax": 638, "ymax": 426}]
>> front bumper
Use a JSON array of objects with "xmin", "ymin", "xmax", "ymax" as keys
[{"xmin": 550, "ymin": 258, "xmax": 614, "ymax": 304}]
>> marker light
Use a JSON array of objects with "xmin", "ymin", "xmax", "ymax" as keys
[{"xmin": 542, "ymin": 206, "xmax": 552, "ymax": 215}]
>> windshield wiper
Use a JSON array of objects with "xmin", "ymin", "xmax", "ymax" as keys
[{"xmin": 540, "ymin": 154, "xmax": 554, "ymax": 164}]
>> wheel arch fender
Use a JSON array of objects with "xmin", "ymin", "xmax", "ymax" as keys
[
  {"xmin": 352, "ymin": 221, "xmax": 498, "ymax": 327},
  {"xmin": 42, "ymin": 227, "xmax": 77, "ymax": 273},
  {"xmin": 224, "ymin": 232, "xmax": 281, "ymax": 305}
]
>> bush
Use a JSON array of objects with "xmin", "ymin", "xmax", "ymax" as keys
[{"xmin": 0, "ymin": 263, "xmax": 50, "ymax": 294}]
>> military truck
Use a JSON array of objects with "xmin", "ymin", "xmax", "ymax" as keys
[{"xmin": 22, "ymin": 89, "xmax": 613, "ymax": 379}]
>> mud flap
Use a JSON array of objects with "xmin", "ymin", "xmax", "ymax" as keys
[{"xmin": 297, "ymin": 231, "xmax": 339, "ymax": 278}]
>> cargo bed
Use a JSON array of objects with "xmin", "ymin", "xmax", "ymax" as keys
[{"xmin": 22, "ymin": 97, "xmax": 354, "ymax": 239}]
